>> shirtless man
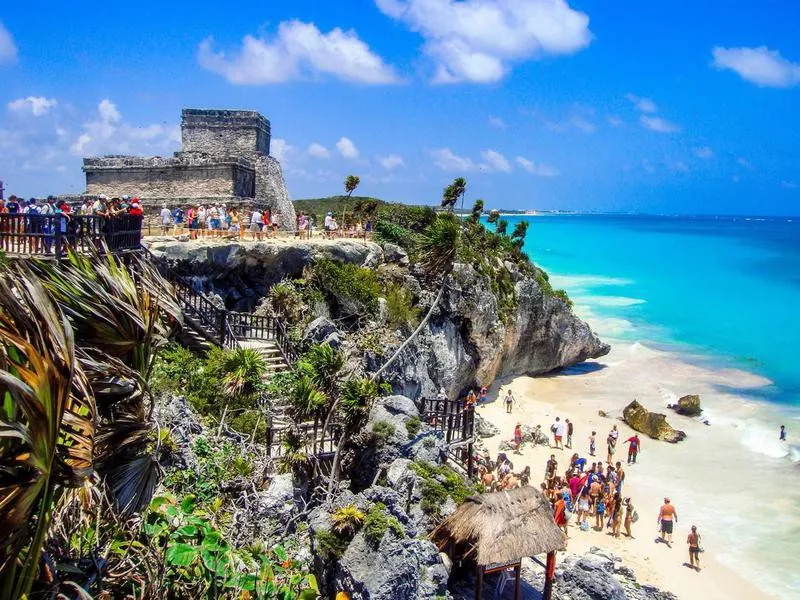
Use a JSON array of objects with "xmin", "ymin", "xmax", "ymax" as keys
[
  {"xmin": 657, "ymin": 497, "xmax": 678, "ymax": 545},
  {"xmin": 545, "ymin": 455, "xmax": 558, "ymax": 482},
  {"xmin": 687, "ymin": 525, "xmax": 701, "ymax": 571}
]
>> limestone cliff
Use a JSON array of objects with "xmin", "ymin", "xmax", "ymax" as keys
[{"xmin": 146, "ymin": 238, "xmax": 609, "ymax": 397}]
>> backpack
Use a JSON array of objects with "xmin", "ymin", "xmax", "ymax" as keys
[{"xmin": 631, "ymin": 509, "xmax": 639, "ymax": 523}]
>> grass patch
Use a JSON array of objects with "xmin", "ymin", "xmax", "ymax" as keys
[{"xmin": 363, "ymin": 503, "xmax": 405, "ymax": 546}]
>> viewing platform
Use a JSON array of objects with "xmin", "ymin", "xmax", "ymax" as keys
[{"xmin": 0, "ymin": 213, "xmax": 143, "ymax": 259}]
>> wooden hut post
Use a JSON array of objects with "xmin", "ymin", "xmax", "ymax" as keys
[
  {"xmin": 475, "ymin": 565, "xmax": 484, "ymax": 600},
  {"xmin": 543, "ymin": 550, "xmax": 556, "ymax": 600},
  {"xmin": 514, "ymin": 563, "xmax": 522, "ymax": 600}
]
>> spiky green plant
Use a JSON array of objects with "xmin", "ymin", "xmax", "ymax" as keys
[
  {"xmin": 0, "ymin": 265, "xmax": 95, "ymax": 599},
  {"xmin": 331, "ymin": 504, "xmax": 366, "ymax": 536}
]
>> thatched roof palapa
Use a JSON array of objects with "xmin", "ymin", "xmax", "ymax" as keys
[{"xmin": 432, "ymin": 487, "xmax": 566, "ymax": 566}]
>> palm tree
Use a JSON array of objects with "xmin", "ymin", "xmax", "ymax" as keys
[
  {"xmin": 440, "ymin": 177, "xmax": 466, "ymax": 213},
  {"xmin": 487, "ymin": 209, "xmax": 501, "ymax": 227},
  {"xmin": 343, "ymin": 175, "xmax": 361, "ymax": 225},
  {"xmin": 496, "ymin": 219, "xmax": 509, "ymax": 235},
  {"xmin": 370, "ymin": 215, "xmax": 461, "ymax": 382},
  {"xmin": 469, "ymin": 199, "xmax": 485, "ymax": 224},
  {"xmin": 511, "ymin": 220, "xmax": 529, "ymax": 247}
]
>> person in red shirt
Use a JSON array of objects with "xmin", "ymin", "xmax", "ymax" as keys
[
  {"xmin": 129, "ymin": 199, "xmax": 143, "ymax": 217},
  {"xmin": 513, "ymin": 423, "xmax": 523, "ymax": 454},
  {"xmin": 624, "ymin": 434, "xmax": 641, "ymax": 464}
]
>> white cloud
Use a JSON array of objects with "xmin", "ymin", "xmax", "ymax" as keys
[
  {"xmin": 479, "ymin": 149, "xmax": 512, "ymax": 172},
  {"xmin": 430, "ymin": 148, "xmax": 476, "ymax": 172},
  {"xmin": 336, "ymin": 136, "xmax": 360, "ymax": 159},
  {"xmin": 70, "ymin": 99, "xmax": 180, "ymax": 156},
  {"xmin": 0, "ymin": 21, "xmax": 17, "ymax": 64},
  {"xmin": 8, "ymin": 97, "xmax": 58, "ymax": 116},
  {"xmin": 712, "ymin": 46, "xmax": 800, "ymax": 88},
  {"xmin": 782, "ymin": 181, "xmax": 798, "ymax": 190},
  {"xmin": 377, "ymin": 153, "xmax": 406, "ymax": 170},
  {"xmin": 639, "ymin": 115, "xmax": 680, "ymax": 134},
  {"xmin": 307, "ymin": 142, "xmax": 330, "ymax": 158},
  {"xmin": 198, "ymin": 20, "xmax": 399, "ymax": 85},
  {"xmin": 516, "ymin": 156, "xmax": 559, "ymax": 177},
  {"xmin": 544, "ymin": 105, "xmax": 595, "ymax": 134},
  {"xmin": 671, "ymin": 160, "xmax": 689, "ymax": 173},
  {"xmin": 376, "ymin": 0, "xmax": 591, "ymax": 83},
  {"xmin": 737, "ymin": 157, "xmax": 754, "ymax": 170},
  {"xmin": 606, "ymin": 115, "xmax": 623, "ymax": 127},
  {"xmin": 642, "ymin": 159, "xmax": 655, "ymax": 174},
  {"xmin": 694, "ymin": 146, "xmax": 714, "ymax": 160},
  {"xmin": 488, "ymin": 115, "xmax": 507, "ymax": 129},
  {"xmin": 625, "ymin": 93, "xmax": 658, "ymax": 113},
  {"xmin": 271, "ymin": 138, "xmax": 292, "ymax": 162}
]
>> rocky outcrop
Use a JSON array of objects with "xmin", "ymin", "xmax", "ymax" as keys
[
  {"xmin": 474, "ymin": 414, "xmax": 500, "ymax": 438},
  {"xmin": 380, "ymin": 263, "xmax": 609, "ymax": 400},
  {"xmin": 304, "ymin": 317, "xmax": 343, "ymax": 350},
  {"xmin": 147, "ymin": 238, "xmax": 609, "ymax": 392},
  {"xmin": 623, "ymin": 400, "xmax": 686, "ymax": 443},
  {"xmin": 671, "ymin": 394, "xmax": 702, "ymax": 416}
]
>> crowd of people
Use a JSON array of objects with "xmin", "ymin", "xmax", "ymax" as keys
[{"xmin": 466, "ymin": 390, "xmax": 703, "ymax": 573}]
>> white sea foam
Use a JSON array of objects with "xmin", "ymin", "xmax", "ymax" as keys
[
  {"xmin": 579, "ymin": 294, "xmax": 646, "ymax": 307},
  {"xmin": 547, "ymin": 273, "xmax": 634, "ymax": 291}
]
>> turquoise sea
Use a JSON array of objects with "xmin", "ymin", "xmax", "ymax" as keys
[{"xmin": 506, "ymin": 213, "xmax": 800, "ymax": 412}]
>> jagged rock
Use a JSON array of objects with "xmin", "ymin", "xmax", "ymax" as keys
[
  {"xmin": 623, "ymin": 400, "xmax": 686, "ymax": 443},
  {"xmin": 521, "ymin": 425, "xmax": 550, "ymax": 445},
  {"xmin": 599, "ymin": 410, "xmax": 609, "ymax": 418},
  {"xmin": 153, "ymin": 394, "xmax": 203, "ymax": 470},
  {"xmin": 230, "ymin": 473, "xmax": 298, "ymax": 546},
  {"xmin": 335, "ymin": 533, "xmax": 450, "ymax": 600},
  {"xmin": 474, "ymin": 414, "xmax": 500, "ymax": 438},
  {"xmin": 304, "ymin": 317, "xmax": 342, "ymax": 350},
  {"xmin": 673, "ymin": 394, "xmax": 702, "ymax": 416},
  {"xmin": 382, "ymin": 243, "xmax": 409, "ymax": 266}
]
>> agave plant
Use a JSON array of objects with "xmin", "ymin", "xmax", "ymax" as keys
[{"xmin": 0, "ymin": 265, "xmax": 95, "ymax": 599}]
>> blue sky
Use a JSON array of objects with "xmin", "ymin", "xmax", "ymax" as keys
[{"xmin": 1, "ymin": 0, "xmax": 799, "ymax": 215}]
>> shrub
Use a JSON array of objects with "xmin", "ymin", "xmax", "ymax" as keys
[
  {"xmin": 316, "ymin": 529, "xmax": 350, "ymax": 560},
  {"xmin": 375, "ymin": 221, "xmax": 416, "ymax": 249},
  {"xmin": 410, "ymin": 461, "xmax": 477, "ymax": 517},
  {"xmin": 372, "ymin": 420, "xmax": 396, "ymax": 446},
  {"xmin": 363, "ymin": 503, "xmax": 405, "ymax": 546},
  {"xmin": 553, "ymin": 288, "xmax": 573, "ymax": 309},
  {"xmin": 331, "ymin": 504, "xmax": 366, "ymax": 537},
  {"xmin": 312, "ymin": 257, "xmax": 381, "ymax": 321},
  {"xmin": 385, "ymin": 285, "xmax": 421, "ymax": 330},
  {"xmin": 406, "ymin": 416, "xmax": 422, "ymax": 439}
]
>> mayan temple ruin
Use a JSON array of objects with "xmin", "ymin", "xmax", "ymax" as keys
[{"xmin": 81, "ymin": 108, "xmax": 296, "ymax": 227}]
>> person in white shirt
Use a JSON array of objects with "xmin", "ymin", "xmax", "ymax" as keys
[
  {"xmin": 250, "ymin": 209, "xmax": 263, "ymax": 240},
  {"xmin": 159, "ymin": 205, "xmax": 172, "ymax": 234},
  {"xmin": 324, "ymin": 211, "xmax": 334, "ymax": 238},
  {"xmin": 551, "ymin": 417, "xmax": 566, "ymax": 450}
]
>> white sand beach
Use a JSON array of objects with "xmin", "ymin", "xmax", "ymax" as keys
[{"xmin": 476, "ymin": 339, "xmax": 798, "ymax": 599}]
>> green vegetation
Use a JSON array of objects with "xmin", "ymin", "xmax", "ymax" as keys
[
  {"xmin": 363, "ymin": 503, "xmax": 405, "ymax": 546},
  {"xmin": 535, "ymin": 268, "xmax": 573, "ymax": 308},
  {"xmin": 294, "ymin": 195, "xmax": 384, "ymax": 227},
  {"xmin": 371, "ymin": 420, "xmax": 396, "ymax": 446},
  {"xmin": 385, "ymin": 285, "xmax": 421, "ymax": 330},
  {"xmin": 312, "ymin": 256, "xmax": 381, "ymax": 323},
  {"xmin": 144, "ymin": 494, "xmax": 318, "ymax": 598},
  {"xmin": 315, "ymin": 529, "xmax": 350, "ymax": 560},
  {"xmin": 331, "ymin": 504, "xmax": 366, "ymax": 536},
  {"xmin": 405, "ymin": 416, "xmax": 422, "ymax": 439},
  {"xmin": 410, "ymin": 461, "xmax": 478, "ymax": 518}
]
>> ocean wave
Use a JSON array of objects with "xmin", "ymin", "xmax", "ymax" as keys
[
  {"xmin": 740, "ymin": 422, "xmax": 794, "ymax": 460},
  {"xmin": 546, "ymin": 273, "xmax": 634, "ymax": 290},
  {"xmin": 579, "ymin": 295, "xmax": 646, "ymax": 307}
]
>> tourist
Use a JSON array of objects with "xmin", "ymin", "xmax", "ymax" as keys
[
  {"xmin": 519, "ymin": 465, "xmax": 531, "ymax": 487},
  {"xmin": 513, "ymin": 422, "xmax": 523, "ymax": 454},
  {"xmin": 129, "ymin": 199, "xmax": 143, "ymax": 217},
  {"xmin": 624, "ymin": 433, "xmax": 641, "ymax": 464},
  {"xmin": 779, "ymin": 425, "xmax": 786, "ymax": 441},
  {"xmin": 615, "ymin": 461, "xmax": 625, "ymax": 492},
  {"xmin": 657, "ymin": 497, "xmax": 678, "ymax": 546},
  {"xmin": 624, "ymin": 497, "xmax": 636, "ymax": 538},
  {"xmin": 478, "ymin": 386, "xmax": 488, "ymax": 404},
  {"xmin": 298, "ymin": 212, "xmax": 309, "ymax": 239},
  {"xmin": 687, "ymin": 526, "xmax": 702, "ymax": 571},
  {"xmin": 197, "ymin": 205, "xmax": 207, "ymax": 237},
  {"xmin": 478, "ymin": 465, "xmax": 495, "ymax": 490},
  {"xmin": 324, "ymin": 211, "xmax": 334, "ymax": 238},
  {"xmin": 566, "ymin": 418, "xmax": 574, "ymax": 449},
  {"xmin": 466, "ymin": 388, "xmax": 477, "ymax": 409},
  {"xmin": 545, "ymin": 454, "xmax": 558, "ymax": 482},
  {"xmin": 594, "ymin": 489, "xmax": 606, "ymax": 530},
  {"xmin": 159, "ymin": 204, "xmax": 172, "ymax": 234},
  {"xmin": 270, "ymin": 210, "xmax": 280, "ymax": 238},
  {"xmin": 589, "ymin": 430, "xmax": 596, "ymax": 456},
  {"xmin": 610, "ymin": 490, "xmax": 623, "ymax": 537},
  {"xmin": 250, "ymin": 208, "xmax": 263, "ymax": 240},
  {"xmin": 228, "ymin": 209, "xmax": 240, "ymax": 234},
  {"xmin": 568, "ymin": 470, "xmax": 581, "ymax": 499},
  {"xmin": 503, "ymin": 389, "xmax": 516, "ymax": 413},
  {"xmin": 187, "ymin": 205, "xmax": 198, "ymax": 238},
  {"xmin": 607, "ymin": 425, "xmax": 619, "ymax": 464},
  {"xmin": 554, "ymin": 493, "xmax": 569, "ymax": 541},
  {"xmin": 172, "ymin": 205, "xmax": 184, "ymax": 234}
]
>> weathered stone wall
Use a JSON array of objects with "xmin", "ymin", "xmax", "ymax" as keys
[
  {"xmin": 254, "ymin": 155, "xmax": 296, "ymax": 230},
  {"xmin": 84, "ymin": 157, "xmax": 254, "ymax": 200},
  {"xmin": 181, "ymin": 109, "xmax": 270, "ymax": 156}
]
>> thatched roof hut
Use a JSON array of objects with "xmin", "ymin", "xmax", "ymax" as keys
[{"xmin": 433, "ymin": 487, "xmax": 566, "ymax": 565}]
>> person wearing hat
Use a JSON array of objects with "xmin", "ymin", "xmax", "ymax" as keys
[
  {"xmin": 324, "ymin": 211, "xmax": 334, "ymax": 239},
  {"xmin": 657, "ymin": 497, "xmax": 678, "ymax": 546},
  {"xmin": 159, "ymin": 203, "xmax": 172, "ymax": 234}
]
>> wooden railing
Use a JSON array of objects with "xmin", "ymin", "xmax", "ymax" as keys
[
  {"xmin": 265, "ymin": 422, "xmax": 342, "ymax": 458},
  {"xmin": 421, "ymin": 397, "xmax": 476, "ymax": 477},
  {"xmin": 0, "ymin": 213, "xmax": 143, "ymax": 259}
]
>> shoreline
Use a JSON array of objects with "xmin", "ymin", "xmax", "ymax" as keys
[{"xmin": 476, "ymin": 336, "xmax": 799, "ymax": 599}]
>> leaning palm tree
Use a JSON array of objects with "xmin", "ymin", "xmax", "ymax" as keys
[
  {"xmin": 0, "ymin": 266, "xmax": 95, "ymax": 600},
  {"xmin": 370, "ymin": 215, "xmax": 461, "ymax": 382}
]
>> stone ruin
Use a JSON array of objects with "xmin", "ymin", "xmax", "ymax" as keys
[{"xmin": 81, "ymin": 109, "xmax": 296, "ymax": 228}]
